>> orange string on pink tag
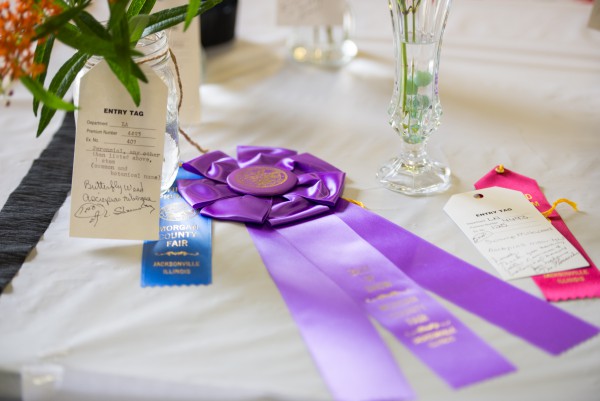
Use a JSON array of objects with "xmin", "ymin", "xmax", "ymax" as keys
[{"xmin": 541, "ymin": 198, "xmax": 578, "ymax": 218}]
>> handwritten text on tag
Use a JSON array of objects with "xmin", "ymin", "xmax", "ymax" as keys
[
  {"xmin": 444, "ymin": 187, "xmax": 588, "ymax": 280},
  {"xmin": 70, "ymin": 60, "xmax": 167, "ymax": 240}
]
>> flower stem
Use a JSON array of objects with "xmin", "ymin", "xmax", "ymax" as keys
[{"xmin": 399, "ymin": 1, "xmax": 410, "ymax": 120}]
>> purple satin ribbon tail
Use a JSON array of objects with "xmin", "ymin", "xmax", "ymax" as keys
[
  {"xmin": 248, "ymin": 225, "xmax": 415, "ymax": 401},
  {"xmin": 273, "ymin": 212, "xmax": 516, "ymax": 389}
]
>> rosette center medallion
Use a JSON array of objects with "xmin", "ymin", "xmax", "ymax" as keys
[{"xmin": 227, "ymin": 166, "xmax": 298, "ymax": 196}]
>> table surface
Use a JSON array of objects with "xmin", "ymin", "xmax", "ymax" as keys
[{"xmin": 1, "ymin": 1, "xmax": 599, "ymax": 400}]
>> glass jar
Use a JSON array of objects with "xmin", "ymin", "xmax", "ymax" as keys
[
  {"xmin": 73, "ymin": 30, "xmax": 180, "ymax": 193},
  {"xmin": 287, "ymin": 1, "xmax": 357, "ymax": 67}
]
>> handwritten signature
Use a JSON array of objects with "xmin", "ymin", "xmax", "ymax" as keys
[
  {"xmin": 113, "ymin": 200, "xmax": 156, "ymax": 216},
  {"xmin": 74, "ymin": 200, "xmax": 155, "ymax": 226},
  {"xmin": 74, "ymin": 203, "xmax": 108, "ymax": 227}
]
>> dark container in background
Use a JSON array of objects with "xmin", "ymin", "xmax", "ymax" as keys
[{"xmin": 201, "ymin": 0, "xmax": 238, "ymax": 47}]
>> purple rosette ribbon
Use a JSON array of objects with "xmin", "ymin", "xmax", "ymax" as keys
[
  {"xmin": 179, "ymin": 146, "xmax": 344, "ymax": 226},
  {"xmin": 178, "ymin": 146, "xmax": 598, "ymax": 401}
]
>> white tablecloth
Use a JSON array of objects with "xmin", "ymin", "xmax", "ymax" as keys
[{"xmin": 1, "ymin": 1, "xmax": 599, "ymax": 400}]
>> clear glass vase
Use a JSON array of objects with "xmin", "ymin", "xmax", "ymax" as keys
[
  {"xmin": 287, "ymin": 1, "xmax": 357, "ymax": 67},
  {"xmin": 73, "ymin": 31, "xmax": 180, "ymax": 193},
  {"xmin": 377, "ymin": 0, "xmax": 452, "ymax": 195}
]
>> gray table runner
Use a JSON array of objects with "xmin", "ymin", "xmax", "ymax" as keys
[{"xmin": 0, "ymin": 112, "xmax": 75, "ymax": 294}]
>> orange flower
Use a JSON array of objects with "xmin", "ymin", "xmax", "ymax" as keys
[{"xmin": 0, "ymin": 0, "xmax": 62, "ymax": 100}]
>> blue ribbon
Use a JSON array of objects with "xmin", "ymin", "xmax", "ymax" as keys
[{"xmin": 142, "ymin": 168, "xmax": 212, "ymax": 287}]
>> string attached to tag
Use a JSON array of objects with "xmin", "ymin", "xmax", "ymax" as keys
[
  {"xmin": 541, "ymin": 198, "xmax": 578, "ymax": 218},
  {"xmin": 168, "ymin": 49, "xmax": 209, "ymax": 154},
  {"xmin": 494, "ymin": 165, "xmax": 579, "ymax": 218}
]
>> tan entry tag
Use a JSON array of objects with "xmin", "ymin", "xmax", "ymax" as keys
[{"xmin": 70, "ymin": 60, "xmax": 167, "ymax": 240}]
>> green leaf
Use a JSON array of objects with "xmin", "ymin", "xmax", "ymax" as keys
[
  {"xmin": 107, "ymin": 0, "xmax": 129, "ymax": 32},
  {"xmin": 113, "ymin": 12, "xmax": 132, "ymax": 58},
  {"xmin": 55, "ymin": 23, "xmax": 118, "ymax": 59},
  {"xmin": 52, "ymin": 0, "xmax": 70, "ymax": 7},
  {"xmin": 185, "ymin": 0, "xmax": 201, "ymax": 31},
  {"xmin": 106, "ymin": 59, "xmax": 141, "ymax": 106},
  {"xmin": 21, "ymin": 76, "xmax": 76, "ymax": 112},
  {"xmin": 73, "ymin": 11, "xmax": 111, "ymax": 41},
  {"xmin": 33, "ymin": 0, "xmax": 91, "ymax": 40},
  {"xmin": 32, "ymin": 34, "xmax": 55, "ymax": 116},
  {"xmin": 108, "ymin": 13, "xmax": 136, "ymax": 86},
  {"xmin": 127, "ymin": 0, "xmax": 157, "ymax": 18},
  {"xmin": 129, "ymin": 59, "xmax": 148, "ymax": 84},
  {"xmin": 142, "ymin": 0, "xmax": 222, "ymax": 37},
  {"xmin": 36, "ymin": 51, "xmax": 90, "ymax": 137},
  {"xmin": 129, "ymin": 14, "xmax": 150, "ymax": 43}
]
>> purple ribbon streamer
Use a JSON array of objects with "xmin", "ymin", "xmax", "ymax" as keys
[
  {"xmin": 271, "ymin": 212, "xmax": 515, "ymax": 389},
  {"xmin": 248, "ymin": 225, "xmax": 415, "ymax": 401},
  {"xmin": 335, "ymin": 200, "xmax": 599, "ymax": 354}
]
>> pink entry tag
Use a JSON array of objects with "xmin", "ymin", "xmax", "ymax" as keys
[{"xmin": 475, "ymin": 166, "xmax": 600, "ymax": 301}]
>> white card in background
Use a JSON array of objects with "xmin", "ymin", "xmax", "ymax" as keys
[
  {"xmin": 156, "ymin": 0, "xmax": 202, "ymax": 125},
  {"xmin": 70, "ymin": 61, "xmax": 167, "ymax": 240},
  {"xmin": 277, "ymin": 0, "xmax": 345, "ymax": 26},
  {"xmin": 444, "ymin": 187, "xmax": 588, "ymax": 280}
]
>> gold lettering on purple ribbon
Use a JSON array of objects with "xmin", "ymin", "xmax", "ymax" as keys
[
  {"xmin": 387, "ymin": 304, "xmax": 427, "ymax": 319},
  {"xmin": 361, "ymin": 274, "xmax": 375, "ymax": 282},
  {"xmin": 428, "ymin": 336, "xmax": 457, "ymax": 348},
  {"xmin": 345, "ymin": 263, "xmax": 457, "ymax": 349},
  {"xmin": 404, "ymin": 319, "xmax": 457, "ymax": 348},
  {"xmin": 378, "ymin": 296, "xmax": 419, "ymax": 311},
  {"xmin": 365, "ymin": 281, "xmax": 393, "ymax": 293},
  {"xmin": 347, "ymin": 265, "xmax": 370, "ymax": 276},
  {"xmin": 365, "ymin": 290, "xmax": 404, "ymax": 303},
  {"xmin": 405, "ymin": 314, "xmax": 430, "ymax": 326}
]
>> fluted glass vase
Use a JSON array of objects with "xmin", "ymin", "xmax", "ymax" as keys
[{"xmin": 377, "ymin": 0, "xmax": 452, "ymax": 195}]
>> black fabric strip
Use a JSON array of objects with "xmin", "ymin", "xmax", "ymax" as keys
[{"xmin": 0, "ymin": 112, "xmax": 75, "ymax": 294}]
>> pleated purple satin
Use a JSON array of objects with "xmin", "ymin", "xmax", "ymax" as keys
[{"xmin": 180, "ymin": 146, "xmax": 344, "ymax": 226}]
